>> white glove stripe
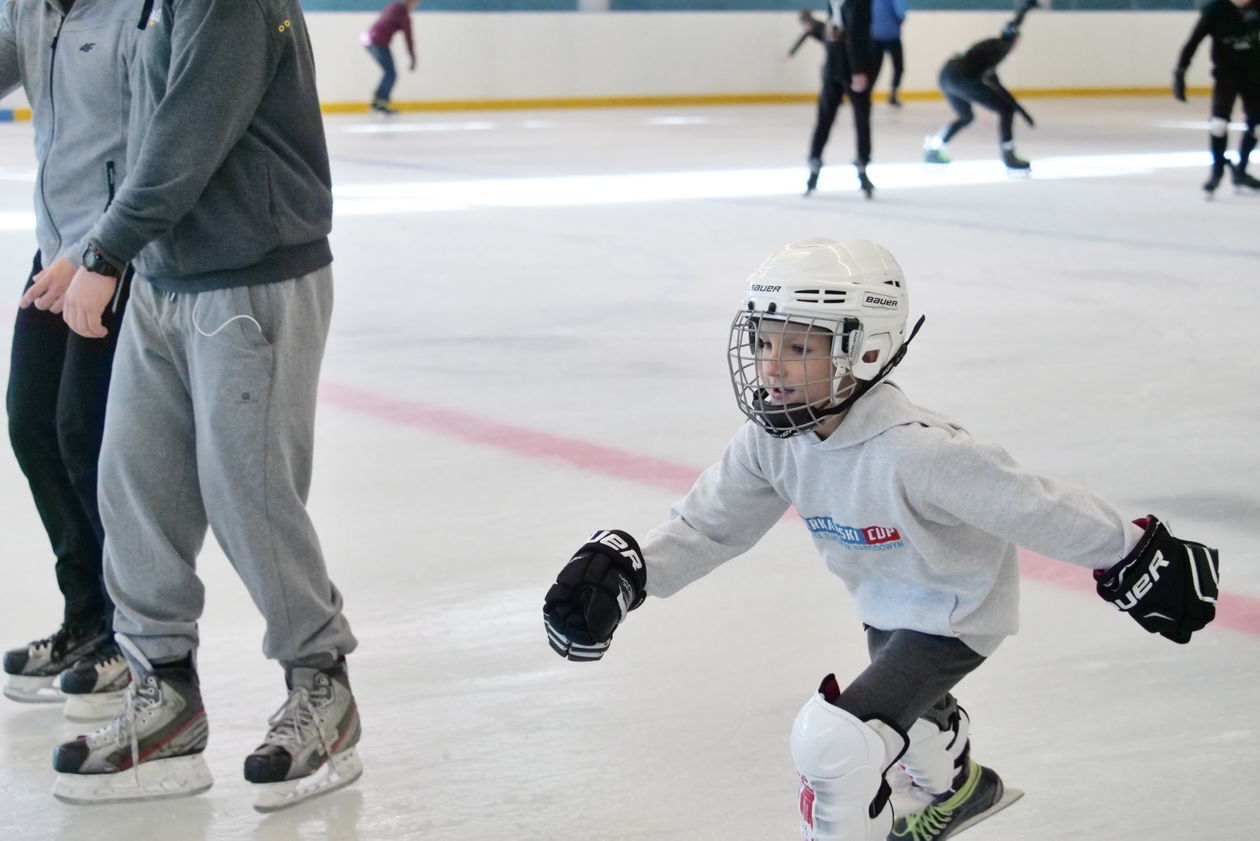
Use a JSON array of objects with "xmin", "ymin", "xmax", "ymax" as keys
[
  {"xmin": 544, "ymin": 619, "xmax": 612, "ymax": 660},
  {"xmin": 1187, "ymin": 545, "xmax": 1217, "ymax": 604},
  {"xmin": 1200, "ymin": 544, "xmax": 1221, "ymax": 588}
]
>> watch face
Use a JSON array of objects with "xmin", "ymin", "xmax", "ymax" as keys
[{"xmin": 84, "ymin": 246, "xmax": 117, "ymax": 276}]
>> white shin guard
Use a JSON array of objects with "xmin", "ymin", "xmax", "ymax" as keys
[
  {"xmin": 899, "ymin": 706, "xmax": 970, "ymax": 796},
  {"xmin": 791, "ymin": 678, "xmax": 907, "ymax": 841}
]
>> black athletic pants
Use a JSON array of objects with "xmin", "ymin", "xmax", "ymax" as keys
[
  {"xmin": 871, "ymin": 37, "xmax": 904, "ymax": 94},
  {"xmin": 1209, "ymin": 75, "xmax": 1260, "ymax": 170},
  {"xmin": 7, "ymin": 251, "xmax": 130, "ymax": 630},
  {"xmin": 938, "ymin": 60, "xmax": 1015, "ymax": 146},
  {"xmin": 808, "ymin": 53, "xmax": 873, "ymax": 166}
]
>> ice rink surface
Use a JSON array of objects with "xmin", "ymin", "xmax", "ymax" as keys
[{"xmin": 0, "ymin": 97, "xmax": 1256, "ymax": 840}]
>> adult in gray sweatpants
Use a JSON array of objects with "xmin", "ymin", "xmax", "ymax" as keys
[{"xmin": 49, "ymin": 0, "xmax": 362, "ymax": 811}]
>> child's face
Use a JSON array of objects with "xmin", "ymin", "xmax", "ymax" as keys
[{"xmin": 755, "ymin": 319, "xmax": 838, "ymax": 408}]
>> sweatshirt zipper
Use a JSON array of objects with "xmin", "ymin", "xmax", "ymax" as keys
[
  {"xmin": 105, "ymin": 161, "xmax": 127, "ymax": 314},
  {"xmin": 39, "ymin": 13, "xmax": 70, "ymax": 255}
]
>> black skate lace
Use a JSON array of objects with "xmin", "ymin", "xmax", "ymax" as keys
[
  {"xmin": 29, "ymin": 626, "xmax": 71, "ymax": 659},
  {"xmin": 86, "ymin": 645, "xmax": 124, "ymax": 670}
]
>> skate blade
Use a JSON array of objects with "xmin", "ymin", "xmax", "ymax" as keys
[
  {"xmin": 4, "ymin": 675, "xmax": 65, "ymax": 704},
  {"xmin": 252, "ymin": 747, "xmax": 364, "ymax": 813},
  {"xmin": 951, "ymin": 786, "xmax": 1024, "ymax": 836},
  {"xmin": 52, "ymin": 753, "xmax": 213, "ymax": 805},
  {"xmin": 62, "ymin": 690, "xmax": 126, "ymax": 722}
]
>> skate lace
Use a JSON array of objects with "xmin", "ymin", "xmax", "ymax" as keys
[
  {"xmin": 80, "ymin": 676, "xmax": 160, "ymax": 787},
  {"xmin": 899, "ymin": 803, "xmax": 951, "ymax": 841},
  {"xmin": 84, "ymin": 645, "xmax": 124, "ymax": 671},
  {"xmin": 30, "ymin": 625, "xmax": 72, "ymax": 659},
  {"xmin": 264, "ymin": 679, "xmax": 333, "ymax": 759}
]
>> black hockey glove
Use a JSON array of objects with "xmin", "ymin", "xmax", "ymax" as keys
[
  {"xmin": 1095, "ymin": 516, "xmax": 1219, "ymax": 644},
  {"xmin": 1172, "ymin": 69, "xmax": 1187, "ymax": 102},
  {"xmin": 543, "ymin": 530, "xmax": 647, "ymax": 662}
]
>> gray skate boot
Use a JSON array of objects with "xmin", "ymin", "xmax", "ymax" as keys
[
  {"xmin": 244, "ymin": 660, "xmax": 363, "ymax": 813},
  {"xmin": 4, "ymin": 623, "xmax": 106, "ymax": 703},
  {"xmin": 52, "ymin": 644, "xmax": 211, "ymax": 804},
  {"xmin": 59, "ymin": 640, "xmax": 132, "ymax": 722}
]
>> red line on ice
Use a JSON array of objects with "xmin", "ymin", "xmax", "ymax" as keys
[{"xmin": 319, "ymin": 381, "xmax": 1260, "ymax": 638}]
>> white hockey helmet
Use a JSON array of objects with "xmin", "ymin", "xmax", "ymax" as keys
[{"xmin": 728, "ymin": 238, "xmax": 914, "ymax": 437}]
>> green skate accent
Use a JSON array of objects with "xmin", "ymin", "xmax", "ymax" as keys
[{"xmin": 889, "ymin": 759, "xmax": 988, "ymax": 841}]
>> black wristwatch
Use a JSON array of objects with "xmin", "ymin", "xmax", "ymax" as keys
[{"xmin": 81, "ymin": 242, "xmax": 122, "ymax": 278}]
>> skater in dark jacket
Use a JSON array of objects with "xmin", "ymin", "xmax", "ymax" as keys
[
  {"xmin": 787, "ymin": 7, "xmax": 828, "ymax": 59},
  {"xmin": 1173, "ymin": 0, "xmax": 1260, "ymax": 195},
  {"xmin": 923, "ymin": 0, "xmax": 1038, "ymax": 172},
  {"xmin": 803, "ymin": 0, "xmax": 877, "ymax": 198}
]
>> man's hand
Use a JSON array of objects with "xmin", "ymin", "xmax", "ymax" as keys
[
  {"xmin": 19, "ymin": 256, "xmax": 76, "ymax": 313},
  {"xmin": 849, "ymin": 73, "xmax": 869, "ymax": 93},
  {"xmin": 62, "ymin": 267, "xmax": 118, "ymax": 339}
]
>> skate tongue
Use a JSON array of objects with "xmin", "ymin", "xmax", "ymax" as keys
[{"xmin": 287, "ymin": 667, "xmax": 322, "ymax": 692}]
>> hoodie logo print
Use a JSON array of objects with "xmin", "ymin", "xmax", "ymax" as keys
[{"xmin": 804, "ymin": 517, "xmax": 905, "ymax": 550}]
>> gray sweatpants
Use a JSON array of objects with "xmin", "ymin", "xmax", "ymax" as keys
[
  {"xmin": 835, "ymin": 628, "xmax": 986, "ymax": 732},
  {"xmin": 99, "ymin": 267, "xmax": 356, "ymax": 668}
]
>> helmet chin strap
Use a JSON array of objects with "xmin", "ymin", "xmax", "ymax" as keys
[{"xmin": 810, "ymin": 314, "xmax": 926, "ymax": 425}]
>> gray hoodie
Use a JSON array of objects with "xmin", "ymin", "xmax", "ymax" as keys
[
  {"xmin": 641, "ymin": 382, "xmax": 1139, "ymax": 656},
  {"xmin": 85, "ymin": 0, "xmax": 333, "ymax": 292},
  {"xmin": 0, "ymin": 0, "xmax": 139, "ymax": 268}
]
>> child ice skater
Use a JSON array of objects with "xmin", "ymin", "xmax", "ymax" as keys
[{"xmin": 543, "ymin": 238, "xmax": 1219, "ymax": 841}]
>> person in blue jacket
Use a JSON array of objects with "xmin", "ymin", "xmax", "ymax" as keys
[{"xmin": 871, "ymin": 0, "xmax": 908, "ymax": 107}]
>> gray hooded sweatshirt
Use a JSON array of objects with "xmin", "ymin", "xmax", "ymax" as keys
[
  {"xmin": 641, "ymin": 382, "xmax": 1139, "ymax": 656},
  {"xmin": 84, "ymin": 0, "xmax": 333, "ymax": 291},
  {"xmin": 0, "ymin": 0, "xmax": 140, "ymax": 267}
]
